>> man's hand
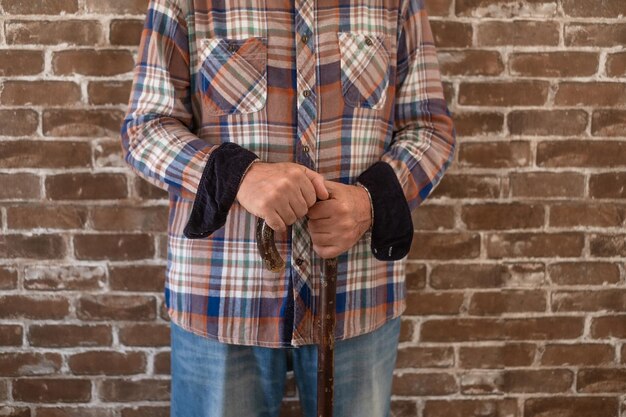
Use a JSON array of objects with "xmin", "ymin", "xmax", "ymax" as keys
[
  {"xmin": 307, "ymin": 181, "xmax": 372, "ymax": 259},
  {"xmin": 236, "ymin": 162, "xmax": 329, "ymax": 233}
]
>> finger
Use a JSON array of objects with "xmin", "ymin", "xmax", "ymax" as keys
[
  {"xmin": 290, "ymin": 194, "xmax": 309, "ymax": 219},
  {"xmin": 308, "ymin": 217, "xmax": 337, "ymax": 233},
  {"xmin": 304, "ymin": 169, "xmax": 329, "ymax": 200},
  {"xmin": 298, "ymin": 172, "xmax": 318, "ymax": 208},
  {"xmin": 306, "ymin": 200, "xmax": 335, "ymax": 220},
  {"xmin": 265, "ymin": 212, "xmax": 286, "ymax": 233},
  {"xmin": 277, "ymin": 205, "xmax": 298, "ymax": 227}
]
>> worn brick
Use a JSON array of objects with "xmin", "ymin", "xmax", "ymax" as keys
[
  {"xmin": 591, "ymin": 315, "xmax": 626, "ymax": 339},
  {"xmin": 430, "ymin": 21, "xmax": 472, "ymax": 47},
  {"xmin": 0, "ymin": 109, "xmax": 38, "ymax": 136},
  {"xmin": 68, "ymin": 351, "xmax": 146, "ymax": 375},
  {"xmin": 24, "ymin": 265, "xmax": 106, "ymax": 291},
  {"xmin": 510, "ymin": 52, "xmax": 599, "ymax": 77},
  {"xmin": 592, "ymin": 110, "xmax": 626, "ymax": 137},
  {"xmin": 424, "ymin": 399, "xmax": 519, "ymax": 417},
  {"xmin": 0, "ymin": 353, "xmax": 62, "ymax": 376},
  {"xmin": 74, "ymin": 234, "xmax": 154, "ymax": 261},
  {"xmin": 0, "ymin": 295, "xmax": 69, "ymax": 319},
  {"xmin": 0, "ymin": 325, "xmax": 23, "ymax": 346},
  {"xmin": 0, "ymin": 267, "xmax": 18, "ymax": 290},
  {"xmin": 459, "ymin": 81, "xmax": 549, "ymax": 106},
  {"xmin": 85, "ymin": 0, "xmax": 148, "ymax": 14},
  {"xmin": 590, "ymin": 234, "xmax": 626, "ymax": 257},
  {"xmin": 430, "ymin": 175, "xmax": 500, "ymax": 199},
  {"xmin": 405, "ymin": 263, "xmax": 426, "ymax": 291},
  {"xmin": 503, "ymin": 369, "xmax": 574, "ymax": 393},
  {"xmin": 421, "ymin": 317, "xmax": 584, "ymax": 342},
  {"xmin": 7, "ymin": 204, "xmax": 88, "ymax": 230},
  {"xmin": 541, "ymin": 344, "xmax": 614, "ymax": 366},
  {"xmin": 470, "ymin": 290, "xmax": 546, "ymax": 315},
  {"xmin": 565, "ymin": 23, "xmax": 626, "ymax": 47},
  {"xmin": 550, "ymin": 203, "xmax": 625, "ymax": 228},
  {"xmin": 562, "ymin": 0, "xmax": 626, "ymax": 17},
  {"xmin": 462, "ymin": 203, "xmax": 543, "ymax": 230},
  {"xmin": 119, "ymin": 323, "xmax": 170, "ymax": 347},
  {"xmin": 399, "ymin": 318, "xmax": 415, "ymax": 342},
  {"xmin": 459, "ymin": 344, "xmax": 535, "ymax": 368},
  {"xmin": 459, "ymin": 141, "xmax": 530, "ymax": 168},
  {"xmin": 1, "ymin": 81, "xmax": 80, "ymax": 106},
  {"xmin": 538, "ymin": 140, "xmax": 626, "ymax": 168},
  {"xmin": 43, "ymin": 109, "xmax": 124, "ymax": 137},
  {"xmin": 555, "ymin": 83, "xmax": 626, "ymax": 107},
  {"xmin": 396, "ymin": 346, "xmax": 454, "ymax": 368},
  {"xmin": 405, "ymin": 292, "xmax": 464, "ymax": 315},
  {"xmin": 0, "ymin": 50, "xmax": 44, "ymax": 76},
  {"xmin": 109, "ymin": 265, "xmax": 164, "ymax": 292},
  {"xmin": 455, "ymin": 0, "xmax": 558, "ymax": 17},
  {"xmin": 0, "ymin": 173, "xmax": 40, "ymax": 200},
  {"xmin": 45, "ymin": 173, "xmax": 127, "ymax": 200},
  {"xmin": 91, "ymin": 206, "xmax": 168, "ymax": 232},
  {"xmin": 590, "ymin": 173, "xmax": 626, "ymax": 198},
  {"xmin": 409, "ymin": 233, "xmax": 480, "ymax": 259},
  {"xmin": 28, "ymin": 324, "xmax": 112, "ymax": 347},
  {"xmin": 5, "ymin": 21, "xmax": 103, "ymax": 45},
  {"xmin": 0, "ymin": 234, "xmax": 65, "ymax": 259},
  {"xmin": 1, "ymin": 0, "xmax": 78, "ymax": 14},
  {"xmin": 88, "ymin": 81, "xmax": 132, "ymax": 105},
  {"xmin": 76, "ymin": 294, "xmax": 156, "ymax": 321},
  {"xmin": 35, "ymin": 407, "xmax": 117, "ymax": 417},
  {"xmin": 553, "ymin": 290, "xmax": 626, "ymax": 312},
  {"xmin": 393, "ymin": 373, "xmax": 457, "ymax": 396},
  {"xmin": 477, "ymin": 20, "xmax": 559, "ymax": 45},
  {"xmin": 121, "ymin": 406, "xmax": 169, "ymax": 417},
  {"xmin": 548, "ymin": 262, "xmax": 621, "ymax": 286},
  {"xmin": 439, "ymin": 50, "xmax": 504, "ymax": 76},
  {"xmin": 153, "ymin": 351, "xmax": 170, "ymax": 375},
  {"xmin": 110, "ymin": 19, "xmax": 144, "ymax": 45},
  {"xmin": 0, "ymin": 140, "xmax": 90, "ymax": 169},
  {"xmin": 525, "ymin": 397, "xmax": 618, "ymax": 417},
  {"xmin": 431, "ymin": 263, "xmax": 545, "ymax": 289},
  {"xmin": 510, "ymin": 172, "xmax": 585, "ymax": 198},
  {"xmin": 577, "ymin": 369, "xmax": 626, "ymax": 393},
  {"xmin": 98, "ymin": 379, "xmax": 170, "ymax": 402},
  {"xmin": 486, "ymin": 233, "xmax": 584, "ymax": 258},
  {"xmin": 508, "ymin": 110, "xmax": 588, "ymax": 136},
  {"xmin": 451, "ymin": 112, "xmax": 504, "ymax": 136},
  {"xmin": 53, "ymin": 50, "xmax": 134, "ymax": 76},
  {"xmin": 13, "ymin": 378, "xmax": 91, "ymax": 403},
  {"xmin": 411, "ymin": 205, "xmax": 455, "ymax": 230},
  {"xmin": 606, "ymin": 52, "xmax": 626, "ymax": 77}
]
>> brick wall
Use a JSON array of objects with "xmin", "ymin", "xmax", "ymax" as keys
[{"xmin": 0, "ymin": 0, "xmax": 624, "ymax": 416}]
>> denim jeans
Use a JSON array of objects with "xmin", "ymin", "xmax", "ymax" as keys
[{"xmin": 170, "ymin": 316, "xmax": 401, "ymax": 417}]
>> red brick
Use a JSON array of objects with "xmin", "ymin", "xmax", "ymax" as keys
[
  {"xmin": 85, "ymin": 0, "xmax": 149, "ymax": 14},
  {"xmin": 88, "ymin": 81, "xmax": 132, "ymax": 105},
  {"xmin": 91, "ymin": 206, "xmax": 168, "ymax": 232},
  {"xmin": 110, "ymin": 19, "xmax": 144, "ymax": 45},
  {"xmin": 502, "ymin": 369, "xmax": 574, "ymax": 393},
  {"xmin": 469, "ymin": 290, "xmax": 546, "ymax": 315},
  {"xmin": 591, "ymin": 315, "xmax": 626, "ymax": 339},
  {"xmin": 135, "ymin": 178, "xmax": 169, "ymax": 200},
  {"xmin": 5, "ymin": 20, "xmax": 103, "ymax": 45},
  {"xmin": 53, "ymin": 50, "xmax": 134, "ymax": 76},
  {"xmin": 538, "ymin": 140, "xmax": 626, "ymax": 168},
  {"xmin": 7, "ymin": 204, "xmax": 88, "ymax": 230},
  {"xmin": 45, "ymin": 173, "xmax": 127, "ymax": 200},
  {"xmin": 592, "ymin": 110, "xmax": 626, "ymax": 137},
  {"xmin": 486, "ymin": 233, "xmax": 584, "ymax": 258},
  {"xmin": 0, "ymin": 234, "xmax": 66, "ymax": 259},
  {"xmin": 0, "ymin": 140, "xmax": 90, "ymax": 169},
  {"xmin": 98, "ymin": 379, "xmax": 170, "ymax": 402},
  {"xmin": 0, "ymin": 353, "xmax": 62, "ymax": 376},
  {"xmin": 462, "ymin": 203, "xmax": 544, "ymax": 230},
  {"xmin": 119, "ymin": 324, "xmax": 170, "ymax": 347},
  {"xmin": 0, "ymin": 109, "xmax": 38, "ymax": 136},
  {"xmin": 606, "ymin": 52, "xmax": 626, "ymax": 77},
  {"xmin": 590, "ymin": 234, "xmax": 626, "ymax": 257},
  {"xmin": 411, "ymin": 205, "xmax": 455, "ymax": 230},
  {"xmin": 1, "ymin": 81, "xmax": 80, "ymax": 106},
  {"xmin": 565, "ymin": 23, "xmax": 626, "ymax": 47},
  {"xmin": 389, "ymin": 401, "xmax": 418, "ymax": 417},
  {"xmin": 393, "ymin": 373, "xmax": 457, "ymax": 396},
  {"xmin": 459, "ymin": 81, "xmax": 549, "ymax": 106},
  {"xmin": 541, "ymin": 344, "xmax": 615, "ymax": 366},
  {"xmin": 28, "ymin": 324, "xmax": 112, "ymax": 347},
  {"xmin": 555, "ymin": 83, "xmax": 626, "ymax": 107},
  {"xmin": 43, "ymin": 109, "xmax": 124, "ymax": 137},
  {"xmin": 430, "ymin": 21, "xmax": 472, "ymax": 47},
  {"xmin": 424, "ymin": 399, "xmax": 518, "ymax": 417},
  {"xmin": 405, "ymin": 263, "xmax": 426, "ymax": 291},
  {"xmin": 450, "ymin": 112, "xmax": 504, "ymax": 136},
  {"xmin": 510, "ymin": 172, "xmax": 585, "ymax": 198},
  {"xmin": 425, "ymin": 0, "xmax": 452, "ymax": 16},
  {"xmin": 550, "ymin": 203, "xmax": 625, "ymax": 228},
  {"xmin": 439, "ymin": 50, "xmax": 504, "ymax": 76},
  {"xmin": 13, "ymin": 378, "xmax": 91, "ymax": 403},
  {"xmin": 562, "ymin": 0, "xmax": 626, "ymax": 16},
  {"xmin": 477, "ymin": 20, "xmax": 559, "ymax": 45},
  {"xmin": 548, "ymin": 262, "xmax": 621, "ymax": 286},
  {"xmin": 0, "ymin": 325, "xmax": 23, "ymax": 346},
  {"xmin": 396, "ymin": 347, "xmax": 454, "ymax": 368},
  {"xmin": 459, "ymin": 344, "xmax": 535, "ymax": 368},
  {"xmin": 109, "ymin": 265, "xmax": 165, "ymax": 292},
  {"xmin": 590, "ymin": 173, "xmax": 626, "ymax": 198},
  {"xmin": 0, "ymin": 50, "xmax": 44, "ymax": 76},
  {"xmin": 94, "ymin": 139, "xmax": 126, "ymax": 168},
  {"xmin": 68, "ymin": 351, "xmax": 146, "ymax": 375},
  {"xmin": 553, "ymin": 290, "xmax": 626, "ymax": 312},
  {"xmin": 399, "ymin": 317, "xmax": 415, "ymax": 342},
  {"xmin": 404, "ymin": 292, "xmax": 464, "ymax": 315},
  {"xmin": 24, "ymin": 265, "xmax": 106, "ymax": 291},
  {"xmin": 0, "ymin": 267, "xmax": 18, "ymax": 290},
  {"xmin": 0, "ymin": 173, "xmax": 40, "ymax": 200},
  {"xmin": 409, "ymin": 233, "xmax": 480, "ymax": 259},
  {"xmin": 1, "ymin": 0, "xmax": 78, "ymax": 14},
  {"xmin": 431, "ymin": 263, "xmax": 545, "ymax": 289},
  {"xmin": 459, "ymin": 141, "xmax": 530, "ymax": 168},
  {"xmin": 122, "ymin": 406, "xmax": 169, "ymax": 417},
  {"xmin": 508, "ymin": 110, "xmax": 588, "ymax": 136},
  {"xmin": 74, "ymin": 234, "xmax": 154, "ymax": 261},
  {"xmin": 153, "ymin": 351, "xmax": 170, "ymax": 375},
  {"xmin": 0, "ymin": 295, "xmax": 69, "ymax": 319},
  {"xmin": 525, "ymin": 397, "xmax": 618, "ymax": 417},
  {"xmin": 510, "ymin": 52, "xmax": 599, "ymax": 77},
  {"xmin": 421, "ymin": 317, "xmax": 583, "ymax": 342},
  {"xmin": 35, "ymin": 407, "xmax": 118, "ymax": 417},
  {"xmin": 431, "ymin": 175, "xmax": 501, "ymax": 199},
  {"xmin": 455, "ymin": 0, "xmax": 557, "ymax": 17},
  {"xmin": 577, "ymin": 369, "xmax": 626, "ymax": 393},
  {"xmin": 76, "ymin": 294, "xmax": 156, "ymax": 321}
]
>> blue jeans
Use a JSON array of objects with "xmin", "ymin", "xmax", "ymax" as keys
[{"xmin": 170, "ymin": 316, "xmax": 401, "ymax": 417}]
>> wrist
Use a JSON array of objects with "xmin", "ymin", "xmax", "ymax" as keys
[{"xmin": 354, "ymin": 182, "xmax": 373, "ymax": 234}]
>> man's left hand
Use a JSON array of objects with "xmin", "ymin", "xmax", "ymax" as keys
[{"xmin": 307, "ymin": 180, "xmax": 372, "ymax": 259}]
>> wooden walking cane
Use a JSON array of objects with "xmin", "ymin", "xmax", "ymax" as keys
[{"xmin": 256, "ymin": 212, "xmax": 338, "ymax": 417}]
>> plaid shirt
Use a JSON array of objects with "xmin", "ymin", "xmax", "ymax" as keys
[{"xmin": 121, "ymin": 0, "xmax": 456, "ymax": 347}]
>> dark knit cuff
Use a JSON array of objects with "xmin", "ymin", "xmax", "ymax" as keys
[
  {"xmin": 183, "ymin": 142, "xmax": 259, "ymax": 238},
  {"xmin": 356, "ymin": 161, "xmax": 413, "ymax": 261}
]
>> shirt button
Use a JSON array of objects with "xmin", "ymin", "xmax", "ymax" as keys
[
  {"xmin": 295, "ymin": 258, "xmax": 304, "ymax": 266},
  {"xmin": 303, "ymin": 89, "xmax": 311, "ymax": 97},
  {"xmin": 227, "ymin": 43, "xmax": 237, "ymax": 52},
  {"xmin": 303, "ymin": 145, "xmax": 309, "ymax": 153},
  {"xmin": 364, "ymin": 36, "xmax": 373, "ymax": 46},
  {"xmin": 301, "ymin": 34, "xmax": 309, "ymax": 44}
]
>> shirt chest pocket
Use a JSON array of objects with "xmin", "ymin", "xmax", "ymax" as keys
[
  {"xmin": 198, "ymin": 36, "xmax": 268, "ymax": 116},
  {"xmin": 337, "ymin": 32, "xmax": 391, "ymax": 110}
]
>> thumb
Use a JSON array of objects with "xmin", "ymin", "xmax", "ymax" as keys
[{"xmin": 304, "ymin": 168, "xmax": 329, "ymax": 200}]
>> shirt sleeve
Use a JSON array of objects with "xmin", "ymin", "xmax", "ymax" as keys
[
  {"xmin": 357, "ymin": 0, "xmax": 457, "ymax": 261},
  {"xmin": 120, "ymin": 0, "xmax": 258, "ymax": 239}
]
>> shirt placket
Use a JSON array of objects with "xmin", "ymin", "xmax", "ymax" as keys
[{"xmin": 289, "ymin": 0, "xmax": 317, "ymax": 344}]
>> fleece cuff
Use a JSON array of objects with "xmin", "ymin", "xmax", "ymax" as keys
[{"xmin": 183, "ymin": 142, "xmax": 259, "ymax": 238}]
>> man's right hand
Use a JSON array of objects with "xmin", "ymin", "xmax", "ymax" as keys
[{"xmin": 236, "ymin": 162, "xmax": 329, "ymax": 233}]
